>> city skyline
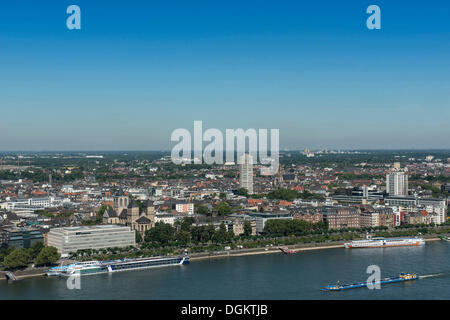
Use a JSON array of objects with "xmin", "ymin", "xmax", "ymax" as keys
[{"xmin": 1, "ymin": 0, "xmax": 449, "ymax": 151}]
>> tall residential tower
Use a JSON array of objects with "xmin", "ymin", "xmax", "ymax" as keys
[
  {"xmin": 239, "ymin": 154, "xmax": 254, "ymax": 194},
  {"xmin": 386, "ymin": 162, "xmax": 409, "ymax": 196}
]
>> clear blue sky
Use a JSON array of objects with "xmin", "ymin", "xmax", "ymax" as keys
[{"xmin": 0, "ymin": 0, "xmax": 449, "ymax": 151}]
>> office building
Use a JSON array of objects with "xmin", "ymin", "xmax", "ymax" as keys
[
  {"xmin": 247, "ymin": 212, "xmax": 293, "ymax": 234},
  {"xmin": 47, "ymin": 225, "xmax": 135, "ymax": 257},
  {"xmin": 0, "ymin": 227, "xmax": 43, "ymax": 249}
]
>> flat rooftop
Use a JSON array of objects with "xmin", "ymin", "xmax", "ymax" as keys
[{"xmin": 60, "ymin": 224, "xmax": 128, "ymax": 231}]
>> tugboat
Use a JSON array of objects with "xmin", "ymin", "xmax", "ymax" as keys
[{"xmin": 323, "ymin": 273, "xmax": 418, "ymax": 291}]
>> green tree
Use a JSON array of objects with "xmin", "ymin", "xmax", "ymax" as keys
[
  {"xmin": 196, "ymin": 204, "xmax": 210, "ymax": 216},
  {"xmin": 3, "ymin": 248, "xmax": 31, "ymax": 270},
  {"xmin": 34, "ymin": 246, "xmax": 60, "ymax": 266},
  {"xmin": 30, "ymin": 241, "xmax": 44, "ymax": 260},
  {"xmin": 215, "ymin": 201, "xmax": 232, "ymax": 216},
  {"xmin": 180, "ymin": 217, "xmax": 195, "ymax": 232},
  {"xmin": 213, "ymin": 223, "xmax": 228, "ymax": 243},
  {"xmin": 243, "ymin": 220, "xmax": 253, "ymax": 237},
  {"xmin": 420, "ymin": 184, "xmax": 441, "ymax": 198},
  {"xmin": 191, "ymin": 225, "xmax": 215, "ymax": 243},
  {"xmin": 237, "ymin": 188, "xmax": 249, "ymax": 197},
  {"xmin": 135, "ymin": 230, "xmax": 143, "ymax": 243},
  {"xmin": 263, "ymin": 219, "xmax": 326, "ymax": 237},
  {"xmin": 0, "ymin": 248, "xmax": 14, "ymax": 265},
  {"xmin": 176, "ymin": 230, "xmax": 191, "ymax": 246},
  {"xmin": 144, "ymin": 222, "xmax": 175, "ymax": 244}
]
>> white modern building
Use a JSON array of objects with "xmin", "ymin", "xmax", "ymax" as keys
[
  {"xmin": 47, "ymin": 225, "xmax": 135, "ymax": 257},
  {"xmin": 4, "ymin": 196, "xmax": 67, "ymax": 211},
  {"xmin": 239, "ymin": 153, "xmax": 254, "ymax": 194},
  {"xmin": 386, "ymin": 164, "xmax": 408, "ymax": 196}
]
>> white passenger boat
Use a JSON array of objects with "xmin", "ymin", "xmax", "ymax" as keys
[{"xmin": 344, "ymin": 234, "xmax": 425, "ymax": 249}]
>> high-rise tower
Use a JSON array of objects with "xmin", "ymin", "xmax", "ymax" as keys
[
  {"xmin": 386, "ymin": 163, "xmax": 408, "ymax": 196},
  {"xmin": 239, "ymin": 154, "xmax": 254, "ymax": 194}
]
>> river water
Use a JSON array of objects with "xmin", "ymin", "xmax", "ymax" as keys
[{"xmin": 1, "ymin": 241, "xmax": 449, "ymax": 299}]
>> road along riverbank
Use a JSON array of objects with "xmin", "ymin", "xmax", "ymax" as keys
[{"xmin": 1, "ymin": 237, "xmax": 441, "ymax": 280}]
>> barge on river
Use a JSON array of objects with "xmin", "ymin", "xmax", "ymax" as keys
[{"xmin": 324, "ymin": 273, "xmax": 418, "ymax": 291}]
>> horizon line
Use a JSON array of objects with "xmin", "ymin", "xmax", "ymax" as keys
[{"xmin": 0, "ymin": 148, "xmax": 450, "ymax": 153}]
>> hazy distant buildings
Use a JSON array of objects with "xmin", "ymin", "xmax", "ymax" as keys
[
  {"xmin": 386, "ymin": 163, "xmax": 408, "ymax": 196},
  {"xmin": 239, "ymin": 154, "xmax": 253, "ymax": 194}
]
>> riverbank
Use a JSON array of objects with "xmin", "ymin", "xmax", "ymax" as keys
[
  {"xmin": 189, "ymin": 237, "xmax": 442, "ymax": 261},
  {"xmin": 189, "ymin": 241, "xmax": 345, "ymax": 261},
  {"xmin": 0, "ymin": 268, "xmax": 47, "ymax": 281},
  {"xmin": 1, "ymin": 236, "xmax": 442, "ymax": 281}
]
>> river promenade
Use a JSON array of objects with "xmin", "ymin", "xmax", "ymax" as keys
[{"xmin": 1, "ymin": 236, "xmax": 441, "ymax": 281}]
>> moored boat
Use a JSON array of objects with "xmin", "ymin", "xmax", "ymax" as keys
[
  {"xmin": 50, "ymin": 253, "xmax": 190, "ymax": 277},
  {"xmin": 344, "ymin": 234, "xmax": 424, "ymax": 249},
  {"xmin": 45, "ymin": 263, "xmax": 77, "ymax": 276},
  {"xmin": 45, "ymin": 250, "xmax": 190, "ymax": 277},
  {"xmin": 278, "ymin": 246, "xmax": 301, "ymax": 254}
]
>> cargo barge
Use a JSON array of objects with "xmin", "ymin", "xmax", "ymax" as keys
[{"xmin": 323, "ymin": 273, "xmax": 418, "ymax": 291}]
